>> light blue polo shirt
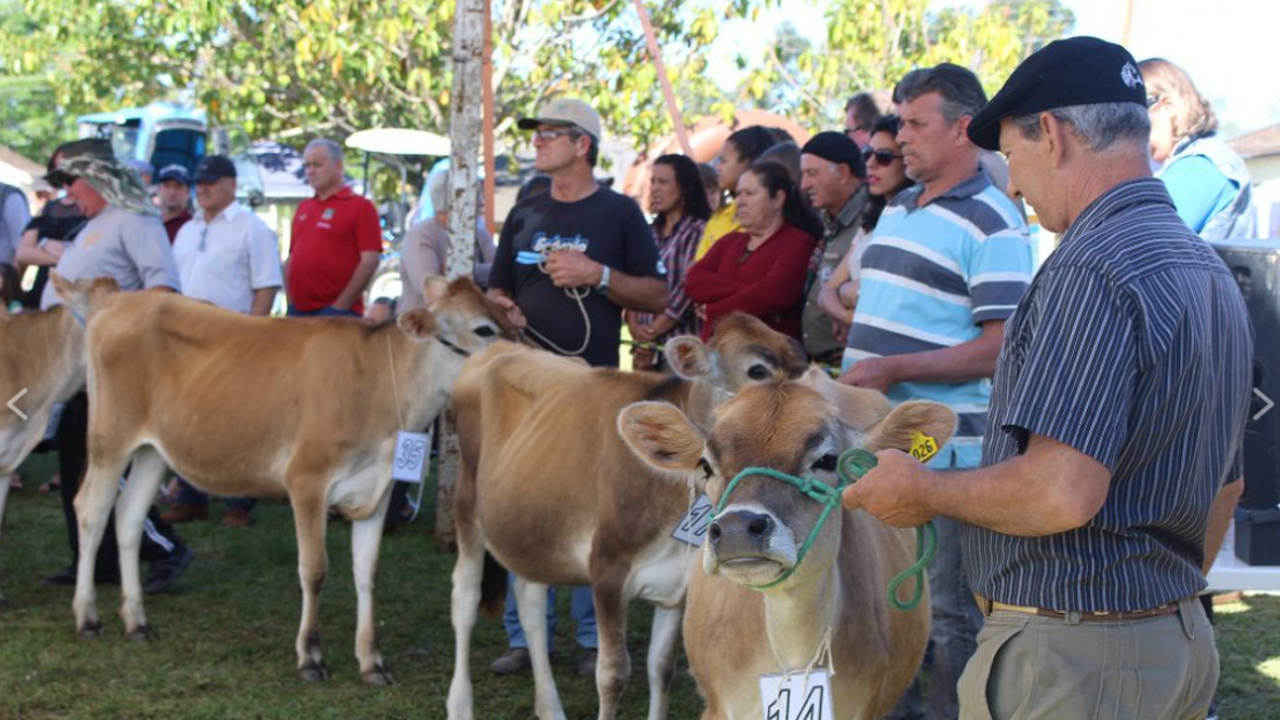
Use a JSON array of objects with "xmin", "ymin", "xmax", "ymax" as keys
[{"xmin": 844, "ymin": 169, "xmax": 1031, "ymax": 469}]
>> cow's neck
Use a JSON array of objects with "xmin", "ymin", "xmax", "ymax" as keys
[
  {"xmin": 385, "ymin": 331, "xmax": 465, "ymax": 430},
  {"xmin": 761, "ymin": 558, "xmax": 841, "ymax": 673},
  {"xmin": 42, "ymin": 307, "xmax": 87, "ymax": 402}
]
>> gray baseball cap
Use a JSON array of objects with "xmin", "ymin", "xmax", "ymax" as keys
[{"xmin": 517, "ymin": 98, "xmax": 603, "ymax": 141}]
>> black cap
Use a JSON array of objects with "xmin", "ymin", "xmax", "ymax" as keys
[
  {"xmin": 968, "ymin": 36, "xmax": 1147, "ymax": 151},
  {"xmin": 193, "ymin": 155, "xmax": 237, "ymax": 183},
  {"xmin": 156, "ymin": 164, "xmax": 191, "ymax": 185},
  {"xmin": 800, "ymin": 131, "xmax": 866, "ymax": 179}
]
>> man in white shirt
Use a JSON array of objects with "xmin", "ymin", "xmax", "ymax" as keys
[{"xmin": 167, "ymin": 154, "xmax": 282, "ymax": 527}]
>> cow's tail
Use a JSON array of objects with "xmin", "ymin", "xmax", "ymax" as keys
[{"xmin": 479, "ymin": 551, "xmax": 507, "ymax": 618}]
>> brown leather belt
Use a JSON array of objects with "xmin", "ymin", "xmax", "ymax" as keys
[{"xmin": 974, "ymin": 594, "xmax": 1181, "ymax": 622}]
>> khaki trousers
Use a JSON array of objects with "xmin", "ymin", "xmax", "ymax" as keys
[{"xmin": 958, "ymin": 597, "xmax": 1217, "ymax": 720}]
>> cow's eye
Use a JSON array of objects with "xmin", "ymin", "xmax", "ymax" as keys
[
  {"xmin": 747, "ymin": 364, "xmax": 770, "ymax": 381},
  {"xmin": 474, "ymin": 325, "xmax": 497, "ymax": 338},
  {"xmin": 697, "ymin": 457, "xmax": 714, "ymax": 479},
  {"xmin": 810, "ymin": 454, "xmax": 838, "ymax": 473}
]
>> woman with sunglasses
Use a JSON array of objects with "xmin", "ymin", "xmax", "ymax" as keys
[
  {"xmin": 817, "ymin": 115, "xmax": 913, "ymax": 336},
  {"xmin": 1140, "ymin": 58, "xmax": 1255, "ymax": 240}
]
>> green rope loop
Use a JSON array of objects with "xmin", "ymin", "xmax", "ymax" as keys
[{"xmin": 712, "ymin": 447, "xmax": 935, "ymax": 611}]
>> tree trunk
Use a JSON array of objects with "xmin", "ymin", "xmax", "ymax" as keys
[{"xmin": 436, "ymin": 0, "xmax": 486, "ymax": 548}]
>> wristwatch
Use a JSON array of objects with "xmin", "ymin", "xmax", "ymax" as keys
[{"xmin": 596, "ymin": 265, "xmax": 612, "ymax": 295}]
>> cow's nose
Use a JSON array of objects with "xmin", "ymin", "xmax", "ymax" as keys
[{"xmin": 709, "ymin": 510, "xmax": 773, "ymax": 545}]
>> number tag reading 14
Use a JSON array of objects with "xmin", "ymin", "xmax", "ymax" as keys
[
  {"xmin": 759, "ymin": 669, "xmax": 835, "ymax": 720},
  {"xmin": 671, "ymin": 493, "xmax": 714, "ymax": 546},
  {"xmin": 392, "ymin": 430, "xmax": 432, "ymax": 483}
]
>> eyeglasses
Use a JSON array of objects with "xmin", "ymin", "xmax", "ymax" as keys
[
  {"xmin": 862, "ymin": 148, "xmax": 903, "ymax": 166},
  {"xmin": 532, "ymin": 129, "xmax": 579, "ymax": 143},
  {"xmin": 1146, "ymin": 95, "xmax": 1162, "ymax": 109}
]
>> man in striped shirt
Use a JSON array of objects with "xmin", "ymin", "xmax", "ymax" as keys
[
  {"xmin": 839, "ymin": 64, "xmax": 1033, "ymax": 720},
  {"xmin": 844, "ymin": 37, "xmax": 1252, "ymax": 720}
]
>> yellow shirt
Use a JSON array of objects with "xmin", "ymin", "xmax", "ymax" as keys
[{"xmin": 695, "ymin": 202, "xmax": 740, "ymax": 260}]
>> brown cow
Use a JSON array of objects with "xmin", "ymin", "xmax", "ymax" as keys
[
  {"xmin": 446, "ymin": 314, "xmax": 807, "ymax": 720},
  {"xmin": 61, "ymin": 275, "xmax": 512, "ymax": 684},
  {"xmin": 0, "ymin": 288, "xmax": 104, "ymax": 604},
  {"xmin": 619, "ymin": 370, "xmax": 954, "ymax": 719}
]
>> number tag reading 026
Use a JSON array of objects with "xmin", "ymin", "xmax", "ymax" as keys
[
  {"xmin": 392, "ymin": 430, "xmax": 431, "ymax": 483},
  {"xmin": 759, "ymin": 669, "xmax": 834, "ymax": 720},
  {"xmin": 909, "ymin": 431, "xmax": 939, "ymax": 464},
  {"xmin": 671, "ymin": 493, "xmax": 714, "ymax": 546}
]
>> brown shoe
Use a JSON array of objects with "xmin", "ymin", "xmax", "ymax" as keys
[
  {"xmin": 160, "ymin": 503, "xmax": 208, "ymax": 524},
  {"xmin": 220, "ymin": 507, "xmax": 254, "ymax": 528}
]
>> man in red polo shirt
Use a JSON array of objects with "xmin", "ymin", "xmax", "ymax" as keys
[{"xmin": 286, "ymin": 138, "xmax": 381, "ymax": 316}]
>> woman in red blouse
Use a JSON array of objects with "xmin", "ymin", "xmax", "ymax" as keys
[{"xmin": 686, "ymin": 161, "xmax": 822, "ymax": 342}]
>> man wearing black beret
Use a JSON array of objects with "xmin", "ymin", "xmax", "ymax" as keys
[
  {"xmin": 798, "ymin": 131, "xmax": 869, "ymax": 362},
  {"xmin": 843, "ymin": 36, "xmax": 1253, "ymax": 719}
]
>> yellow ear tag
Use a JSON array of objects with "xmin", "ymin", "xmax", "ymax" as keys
[{"xmin": 909, "ymin": 431, "xmax": 939, "ymax": 463}]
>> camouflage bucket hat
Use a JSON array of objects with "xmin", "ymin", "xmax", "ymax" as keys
[{"xmin": 51, "ymin": 138, "xmax": 157, "ymax": 217}]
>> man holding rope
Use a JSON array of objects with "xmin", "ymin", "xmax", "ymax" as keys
[
  {"xmin": 486, "ymin": 97, "xmax": 667, "ymax": 676},
  {"xmin": 843, "ymin": 37, "xmax": 1252, "ymax": 719}
]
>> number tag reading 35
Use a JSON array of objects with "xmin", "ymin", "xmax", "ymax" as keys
[
  {"xmin": 759, "ymin": 670, "xmax": 834, "ymax": 720},
  {"xmin": 392, "ymin": 430, "xmax": 431, "ymax": 483},
  {"xmin": 671, "ymin": 493, "xmax": 713, "ymax": 546}
]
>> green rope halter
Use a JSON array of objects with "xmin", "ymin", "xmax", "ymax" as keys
[{"xmin": 713, "ymin": 447, "xmax": 936, "ymax": 611}]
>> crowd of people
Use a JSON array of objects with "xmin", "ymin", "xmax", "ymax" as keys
[{"xmin": 0, "ymin": 35, "xmax": 1261, "ymax": 720}]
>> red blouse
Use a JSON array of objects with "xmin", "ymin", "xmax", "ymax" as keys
[{"xmin": 685, "ymin": 222, "xmax": 817, "ymax": 342}]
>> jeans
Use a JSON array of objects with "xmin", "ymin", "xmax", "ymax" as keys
[
  {"xmin": 888, "ymin": 449, "xmax": 983, "ymax": 720},
  {"xmin": 287, "ymin": 305, "xmax": 360, "ymax": 318},
  {"xmin": 502, "ymin": 572, "xmax": 598, "ymax": 650},
  {"xmin": 174, "ymin": 477, "xmax": 255, "ymax": 512}
]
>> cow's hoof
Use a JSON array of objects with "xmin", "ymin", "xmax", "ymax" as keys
[
  {"xmin": 125, "ymin": 624, "xmax": 154, "ymax": 642},
  {"xmin": 78, "ymin": 621, "xmax": 102, "ymax": 640},
  {"xmin": 298, "ymin": 660, "xmax": 329, "ymax": 683},
  {"xmin": 362, "ymin": 664, "xmax": 395, "ymax": 686}
]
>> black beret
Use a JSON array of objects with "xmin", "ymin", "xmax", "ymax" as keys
[
  {"xmin": 800, "ymin": 131, "xmax": 866, "ymax": 179},
  {"xmin": 968, "ymin": 36, "xmax": 1147, "ymax": 151}
]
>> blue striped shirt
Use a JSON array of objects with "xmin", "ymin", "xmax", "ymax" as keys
[
  {"xmin": 844, "ymin": 169, "xmax": 1032, "ymax": 469},
  {"xmin": 965, "ymin": 179, "xmax": 1253, "ymax": 613}
]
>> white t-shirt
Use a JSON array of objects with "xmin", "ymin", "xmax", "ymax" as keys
[{"xmin": 173, "ymin": 202, "xmax": 282, "ymax": 314}]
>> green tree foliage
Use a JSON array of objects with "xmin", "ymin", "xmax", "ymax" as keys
[
  {"xmin": 0, "ymin": 0, "xmax": 745, "ymax": 166},
  {"xmin": 740, "ymin": 0, "xmax": 1074, "ymax": 129}
]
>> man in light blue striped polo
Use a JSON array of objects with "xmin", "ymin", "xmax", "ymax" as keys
[
  {"xmin": 839, "ymin": 64, "xmax": 1033, "ymax": 720},
  {"xmin": 844, "ymin": 37, "xmax": 1252, "ymax": 720}
]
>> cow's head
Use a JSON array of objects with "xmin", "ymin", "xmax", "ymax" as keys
[
  {"xmin": 619, "ymin": 369, "xmax": 955, "ymax": 590},
  {"xmin": 664, "ymin": 313, "xmax": 807, "ymax": 395},
  {"xmin": 399, "ymin": 276, "xmax": 517, "ymax": 357},
  {"xmin": 50, "ymin": 274, "xmax": 120, "ymax": 322}
]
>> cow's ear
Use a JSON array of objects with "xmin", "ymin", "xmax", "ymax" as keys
[
  {"xmin": 618, "ymin": 401, "xmax": 705, "ymax": 474},
  {"xmin": 50, "ymin": 273, "xmax": 82, "ymax": 307},
  {"xmin": 397, "ymin": 308, "xmax": 438, "ymax": 341},
  {"xmin": 87, "ymin": 277, "xmax": 120, "ymax": 308},
  {"xmin": 422, "ymin": 276, "xmax": 450, "ymax": 307},
  {"xmin": 800, "ymin": 368, "xmax": 893, "ymax": 431},
  {"xmin": 864, "ymin": 400, "xmax": 957, "ymax": 454},
  {"xmin": 664, "ymin": 335, "xmax": 712, "ymax": 380}
]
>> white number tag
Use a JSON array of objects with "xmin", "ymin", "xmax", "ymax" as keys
[
  {"xmin": 759, "ymin": 670, "xmax": 834, "ymax": 720},
  {"xmin": 671, "ymin": 493, "xmax": 714, "ymax": 546},
  {"xmin": 392, "ymin": 430, "xmax": 431, "ymax": 483}
]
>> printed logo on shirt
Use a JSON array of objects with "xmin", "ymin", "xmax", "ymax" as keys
[
  {"xmin": 322, "ymin": 208, "xmax": 336, "ymax": 221},
  {"xmin": 531, "ymin": 232, "xmax": 590, "ymax": 254}
]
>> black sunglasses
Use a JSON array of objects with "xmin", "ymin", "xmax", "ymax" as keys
[
  {"xmin": 45, "ymin": 170, "xmax": 76, "ymax": 190},
  {"xmin": 862, "ymin": 148, "xmax": 903, "ymax": 166}
]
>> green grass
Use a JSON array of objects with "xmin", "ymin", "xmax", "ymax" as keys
[{"xmin": 3, "ymin": 453, "xmax": 1280, "ymax": 719}]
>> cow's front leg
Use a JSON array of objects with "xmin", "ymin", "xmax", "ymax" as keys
[
  {"xmin": 591, "ymin": 565, "xmax": 633, "ymax": 720},
  {"xmin": 114, "ymin": 447, "xmax": 168, "ymax": 641},
  {"xmin": 646, "ymin": 604, "xmax": 684, "ymax": 720},
  {"xmin": 73, "ymin": 454, "xmax": 130, "ymax": 638},
  {"xmin": 514, "ymin": 576, "xmax": 566, "ymax": 720},
  {"xmin": 290, "ymin": 485, "xmax": 329, "ymax": 681},
  {"xmin": 350, "ymin": 485, "xmax": 394, "ymax": 685},
  {"xmin": 446, "ymin": 505, "xmax": 488, "ymax": 719},
  {"xmin": 0, "ymin": 468, "xmax": 9, "ymax": 606}
]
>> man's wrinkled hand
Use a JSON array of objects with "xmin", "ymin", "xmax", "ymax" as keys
[
  {"xmin": 838, "ymin": 356, "xmax": 897, "ymax": 393},
  {"xmin": 544, "ymin": 250, "xmax": 602, "ymax": 289},
  {"xmin": 841, "ymin": 449, "xmax": 935, "ymax": 527},
  {"xmin": 490, "ymin": 294, "xmax": 528, "ymax": 330}
]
